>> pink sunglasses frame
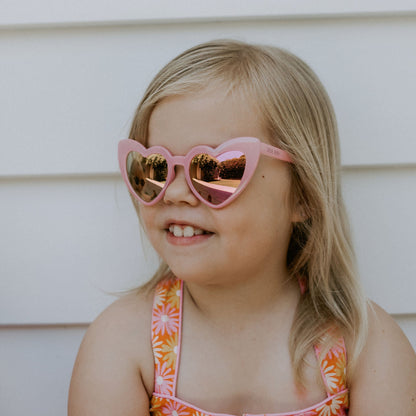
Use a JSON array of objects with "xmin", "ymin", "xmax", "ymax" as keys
[{"xmin": 118, "ymin": 136, "xmax": 293, "ymax": 209}]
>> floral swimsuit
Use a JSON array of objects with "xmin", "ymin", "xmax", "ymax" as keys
[{"xmin": 150, "ymin": 278, "xmax": 348, "ymax": 416}]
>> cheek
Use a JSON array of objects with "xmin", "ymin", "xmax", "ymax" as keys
[
  {"xmin": 254, "ymin": 171, "xmax": 293, "ymax": 214},
  {"xmin": 135, "ymin": 204, "xmax": 156, "ymax": 237},
  {"xmin": 129, "ymin": 194, "xmax": 146, "ymax": 220},
  {"xmin": 249, "ymin": 176, "xmax": 294, "ymax": 240}
]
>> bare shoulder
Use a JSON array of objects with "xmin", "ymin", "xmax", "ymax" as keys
[
  {"xmin": 68, "ymin": 289, "xmax": 155, "ymax": 416},
  {"xmin": 349, "ymin": 301, "xmax": 416, "ymax": 415}
]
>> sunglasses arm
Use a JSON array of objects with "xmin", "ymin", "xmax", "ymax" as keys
[{"xmin": 260, "ymin": 142, "xmax": 293, "ymax": 163}]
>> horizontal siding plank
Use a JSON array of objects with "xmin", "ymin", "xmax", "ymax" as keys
[
  {"xmin": 1, "ymin": 0, "xmax": 416, "ymax": 27},
  {"xmin": 1, "ymin": 16, "xmax": 416, "ymax": 178},
  {"xmin": 1, "ymin": 167, "xmax": 415, "ymax": 324}
]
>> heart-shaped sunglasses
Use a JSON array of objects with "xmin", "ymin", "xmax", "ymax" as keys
[{"xmin": 118, "ymin": 137, "xmax": 293, "ymax": 209}]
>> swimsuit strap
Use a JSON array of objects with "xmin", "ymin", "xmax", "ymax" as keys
[
  {"xmin": 151, "ymin": 278, "xmax": 183, "ymax": 396},
  {"xmin": 298, "ymin": 276, "xmax": 348, "ymax": 395},
  {"xmin": 315, "ymin": 337, "xmax": 348, "ymax": 396}
]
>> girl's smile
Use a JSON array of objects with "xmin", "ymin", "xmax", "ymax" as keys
[{"xmin": 165, "ymin": 221, "xmax": 214, "ymax": 246}]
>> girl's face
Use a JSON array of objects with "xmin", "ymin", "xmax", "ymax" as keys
[{"xmin": 139, "ymin": 85, "xmax": 299, "ymax": 286}]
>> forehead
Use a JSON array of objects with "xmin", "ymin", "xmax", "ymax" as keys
[{"xmin": 147, "ymin": 86, "xmax": 270, "ymax": 153}]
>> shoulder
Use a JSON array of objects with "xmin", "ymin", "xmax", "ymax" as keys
[
  {"xmin": 85, "ymin": 290, "xmax": 154, "ymax": 369},
  {"xmin": 68, "ymin": 289, "xmax": 155, "ymax": 416},
  {"xmin": 348, "ymin": 301, "xmax": 416, "ymax": 415},
  {"xmin": 86, "ymin": 289, "xmax": 154, "ymax": 347}
]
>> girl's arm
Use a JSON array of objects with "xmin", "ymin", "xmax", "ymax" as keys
[
  {"xmin": 348, "ymin": 302, "xmax": 416, "ymax": 414},
  {"xmin": 68, "ymin": 293, "xmax": 153, "ymax": 416}
]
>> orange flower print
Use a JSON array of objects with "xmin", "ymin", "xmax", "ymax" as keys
[
  {"xmin": 321, "ymin": 360, "xmax": 340, "ymax": 393},
  {"xmin": 152, "ymin": 303, "xmax": 180, "ymax": 336},
  {"xmin": 162, "ymin": 333, "xmax": 178, "ymax": 368},
  {"xmin": 316, "ymin": 396, "xmax": 345, "ymax": 416},
  {"xmin": 155, "ymin": 361, "xmax": 175, "ymax": 395},
  {"xmin": 162, "ymin": 401, "xmax": 190, "ymax": 415}
]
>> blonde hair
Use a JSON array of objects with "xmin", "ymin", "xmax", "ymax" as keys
[{"xmin": 128, "ymin": 39, "xmax": 368, "ymax": 386}]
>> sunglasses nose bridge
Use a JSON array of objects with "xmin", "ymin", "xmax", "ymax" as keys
[
  {"xmin": 165, "ymin": 154, "xmax": 191, "ymax": 188},
  {"xmin": 170, "ymin": 155, "xmax": 187, "ymax": 169},
  {"xmin": 162, "ymin": 154, "xmax": 200, "ymax": 206}
]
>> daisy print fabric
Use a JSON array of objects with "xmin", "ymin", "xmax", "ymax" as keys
[
  {"xmin": 149, "ymin": 278, "xmax": 348, "ymax": 416},
  {"xmin": 151, "ymin": 278, "xmax": 182, "ymax": 396}
]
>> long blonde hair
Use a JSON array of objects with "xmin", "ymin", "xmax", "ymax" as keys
[{"xmin": 128, "ymin": 39, "xmax": 367, "ymax": 385}]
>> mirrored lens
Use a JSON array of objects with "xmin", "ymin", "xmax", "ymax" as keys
[
  {"xmin": 189, "ymin": 151, "xmax": 246, "ymax": 205},
  {"xmin": 126, "ymin": 152, "xmax": 167, "ymax": 202}
]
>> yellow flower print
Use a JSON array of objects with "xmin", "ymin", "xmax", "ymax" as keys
[
  {"xmin": 316, "ymin": 395, "xmax": 343, "ymax": 416},
  {"xmin": 166, "ymin": 280, "xmax": 181, "ymax": 309},
  {"xmin": 162, "ymin": 332, "xmax": 178, "ymax": 368},
  {"xmin": 335, "ymin": 354, "xmax": 346, "ymax": 386},
  {"xmin": 150, "ymin": 396, "xmax": 163, "ymax": 416}
]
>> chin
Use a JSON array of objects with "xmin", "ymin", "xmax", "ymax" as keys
[{"xmin": 168, "ymin": 264, "xmax": 221, "ymax": 285}]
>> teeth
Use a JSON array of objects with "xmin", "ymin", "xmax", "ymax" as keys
[
  {"xmin": 183, "ymin": 226, "xmax": 194, "ymax": 237},
  {"xmin": 173, "ymin": 225, "xmax": 183, "ymax": 237},
  {"xmin": 169, "ymin": 224, "xmax": 205, "ymax": 237}
]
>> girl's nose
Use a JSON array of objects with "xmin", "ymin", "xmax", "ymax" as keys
[{"xmin": 163, "ymin": 166, "xmax": 199, "ymax": 206}]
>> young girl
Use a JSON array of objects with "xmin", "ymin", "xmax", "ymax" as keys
[{"xmin": 68, "ymin": 40, "xmax": 416, "ymax": 415}]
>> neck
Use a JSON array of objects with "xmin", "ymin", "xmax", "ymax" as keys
[{"xmin": 183, "ymin": 268, "xmax": 300, "ymax": 327}]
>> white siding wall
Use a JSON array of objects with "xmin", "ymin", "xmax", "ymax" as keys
[{"xmin": 1, "ymin": 2, "xmax": 415, "ymax": 414}]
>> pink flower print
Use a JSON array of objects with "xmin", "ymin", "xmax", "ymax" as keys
[
  {"xmin": 154, "ymin": 361, "xmax": 175, "ymax": 395},
  {"xmin": 152, "ymin": 335, "xmax": 163, "ymax": 364},
  {"xmin": 154, "ymin": 284, "xmax": 167, "ymax": 306},
  {"xmin": 152, "ymin": 303, "xmax": 180, "ymax": 336},
  {"xmin": 325, "ymin": 338, "xmax": 345, "ymax": 361},
  {"xmin": 162, "ymin": 400, "xmax": 190, "ymax": 416}
]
